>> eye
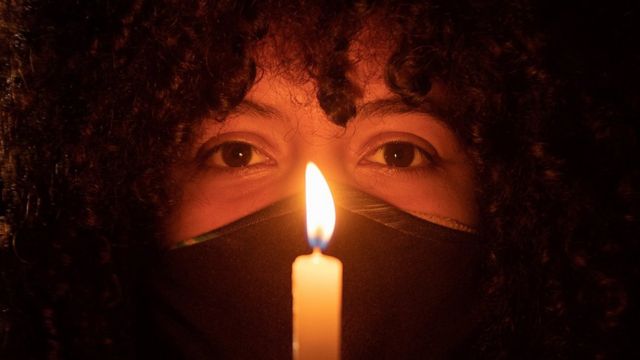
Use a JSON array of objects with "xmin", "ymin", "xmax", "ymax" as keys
[
  {"xmin": 206, "ymin": 141, "xmax": 271, "ymax": 168},
  {"xmin": 362, "ymin": 141, "xmax": 434, "ymax": 168}
]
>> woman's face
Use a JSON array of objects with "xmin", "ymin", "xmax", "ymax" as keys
[{"xmin": 165, "ymin": 47, "xmax": 478, "ymax": 244}]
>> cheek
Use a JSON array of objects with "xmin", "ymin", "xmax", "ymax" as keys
[
  {"xmin": 164, "ymin": 171, "xmax": 297, "ymax": 244},
  {"xmin": 352, "ymin": 162, "xmax": 478, "ymax": 228}
]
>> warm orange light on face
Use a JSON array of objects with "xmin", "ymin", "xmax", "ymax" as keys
[{"xmin": 305, "ymin": 162, "xmax": 336, "ymax": 249}]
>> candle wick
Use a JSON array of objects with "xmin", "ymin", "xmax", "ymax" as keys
[{"xmin": 308, "ymin": 236, "xmax": 325, "ymax": 250}]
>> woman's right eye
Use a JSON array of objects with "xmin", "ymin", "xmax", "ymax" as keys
[{"xmin": 205, "ymin": 141, "xmax": 271, "ymax": 168}]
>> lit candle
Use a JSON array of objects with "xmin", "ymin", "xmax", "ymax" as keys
[{"xmin": 292, "ymin": 162, "xmax": 342, "ymax": 360}]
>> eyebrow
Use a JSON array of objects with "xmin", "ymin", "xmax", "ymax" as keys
[
  {"xmin": 229, "ymin": 97, "xmax": 443, "ymax": 123},
  {"xmin": 232, "ymin": 99, "xmax": 284, "ymax": 120},
  {"xmin": 356, "ymin": 97, "xmax": 442, "ymax": 120}
]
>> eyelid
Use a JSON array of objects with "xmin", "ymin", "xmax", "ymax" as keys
[
  {"xmin": 196, "ymin": 132, "xmax": 279, "ymax": 164},
  {"xmin": 356, "ymin": 132, "xmax": 439, "ymax": 161}
]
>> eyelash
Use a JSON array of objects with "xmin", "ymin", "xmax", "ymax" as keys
[
  {"xmin": 196, "ymin": 135, "xmax": 439, "ymax": 177},
  {"xmin": 360, "ymin": 142, "xmax": 436, "ymax": 168},
  {"xmin": 196, "ymin": 138, "xmax": 276, "ymax": 175},
  {"xmin": 356, "ymin": 133, "xmax": 439, "ymax": 173}
]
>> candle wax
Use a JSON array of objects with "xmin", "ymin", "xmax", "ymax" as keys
[{"xmin": 292, "ymin": 248, "xmax": 342, "ymax": 360}]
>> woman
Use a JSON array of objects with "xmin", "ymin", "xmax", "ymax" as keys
[{"xmin": 1, "ymin": 0, "xmax": 638, "ymax": 358}]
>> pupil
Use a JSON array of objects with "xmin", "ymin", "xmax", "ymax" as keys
[
  {"xmin": 383, "ymin": 142, "xmax": 415, "ymax": 167},
  {"xmin": 221, "ymin": 142, "xmax": 252, "ymax": 167}
]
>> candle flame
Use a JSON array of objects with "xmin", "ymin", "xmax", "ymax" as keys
[{"xmin": 305, "ymin": 162, "xmax": 336, "ymax": 250}]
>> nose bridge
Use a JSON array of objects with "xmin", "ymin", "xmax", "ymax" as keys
[
  {"xmin": 307, "ymin": 155, "xmax": 348, "ymax": 184},
  {"xmin": 303, "ymin": 124, "xmax": 352, "ymax": 176},
  {"xmin": 292, "ymin": 143, "xmax": 352, "ymax": 191},
  {"xmin": 283, "ymin": 101, "xmax": 356, "ymax": 192},
  {"xmin": 280, "ymin": 139, "xmax": 353, "ymax": 199}
]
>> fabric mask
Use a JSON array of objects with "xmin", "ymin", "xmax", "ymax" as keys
[{"xmin": 140, "ymin": 185, "xmax": 484, "ymax": 359}]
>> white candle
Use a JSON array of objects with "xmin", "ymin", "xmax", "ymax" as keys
[{"xmin": 292, "ymin": 162, "xmax": 342, "ymax": 360}]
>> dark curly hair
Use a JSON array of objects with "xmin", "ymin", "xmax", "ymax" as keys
[{"xmin": 1, "ymin": 0, "xmax": 638, "ymax": 358}]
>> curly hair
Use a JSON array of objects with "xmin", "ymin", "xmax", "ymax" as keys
[{"xmin": 1, "ymin": 0, "xmax": 638, "ymax": 358}]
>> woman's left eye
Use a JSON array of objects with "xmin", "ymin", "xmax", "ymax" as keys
[
  {"xmin": 206, "ymin": 141, "xmax": 271, "ymax": 168},
  {"xmin": 362, "ymin": 141, "xmax": 434, "ymax": 168}
]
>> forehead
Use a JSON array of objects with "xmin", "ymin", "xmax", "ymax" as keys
[
  {"xmin": 233, "ymin": 18, "xmax": 450, "ymax": 133},
  {"xmin": 244, "ymin": 47, "xmax": 447, "ymax": 128},
  {"xmin": 247, "ymin": 26, "xmax": 397, "ymax": 109}
]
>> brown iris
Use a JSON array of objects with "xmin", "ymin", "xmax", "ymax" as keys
[
  {"xmin": 382, "ymin": 142, "xmax": 417, "ymax": 167},
  {"xmin": 218, "ymin": 142, "xmax": 253, "ymax": 167}
]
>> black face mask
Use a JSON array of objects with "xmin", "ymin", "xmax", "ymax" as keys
[{"xmin": 141, "ymin": 186, "xmax": 484, "ymax": 359}]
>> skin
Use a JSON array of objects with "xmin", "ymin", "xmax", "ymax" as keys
[{"xmin": 165, "ymin": 46, "xmax": 479, "ymax": 244}]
